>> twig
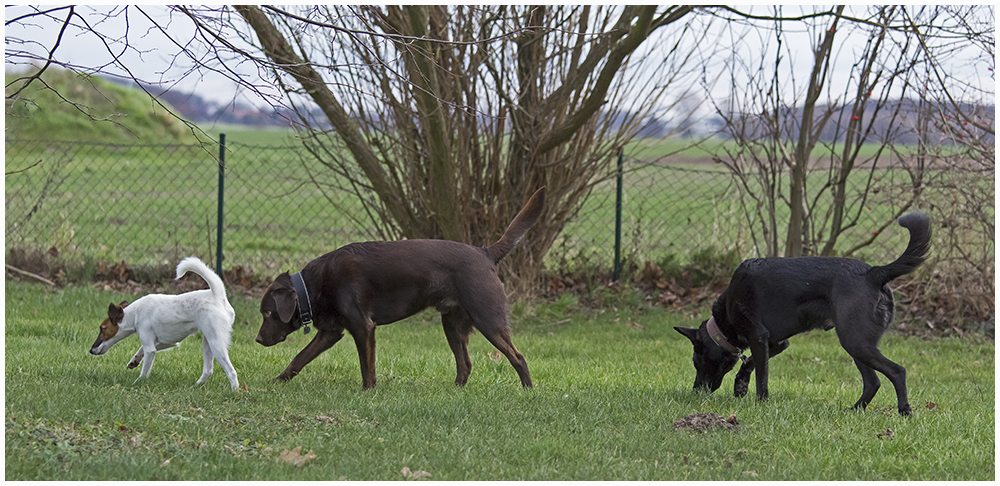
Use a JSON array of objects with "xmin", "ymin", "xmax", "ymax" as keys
[
  {"xmin": 4, "ymin": 159, "xmax": 44, "ymax": 175},
  {"xmin": 5, "ymin": 264, "xmax": 56, "ymax": 286}
]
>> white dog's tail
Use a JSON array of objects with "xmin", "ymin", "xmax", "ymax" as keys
[{"xmin": 176, "ymin": 257, "xmax": 227, "ymax": 302}]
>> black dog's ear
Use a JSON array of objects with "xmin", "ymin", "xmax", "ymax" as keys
[
  {"xmin": 272, "ymin": 287, "xmax": 298, "ymax": 324},
  {"xmin": 118, "ymin": 300, "xmax": 129, "ymax": 308},
  {"xmin": 108, "ymin": 302, "xmax": 125, "ymax": 323},
  {"xmin": 674, "ymin": 326, "xmax": 700, "ymax": 343}
]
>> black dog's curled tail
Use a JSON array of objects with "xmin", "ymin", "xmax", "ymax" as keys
[
  {"xmin": 866, "ymin": 211, "xmax": 931, "ymax": 287},
  {"xmin": 486, "ymin": 187, "xmax": 546, "ymax": 264}
]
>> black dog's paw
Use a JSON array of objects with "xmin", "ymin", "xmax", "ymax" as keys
[
  {"xmin": 272, "ymin": 373, "xmax": 293, "ymax": 383},
  {"xmin": 734, "ymin": 379, "xmax": 749, "ymax": 398}
]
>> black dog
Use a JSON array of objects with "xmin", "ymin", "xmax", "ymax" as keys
[
  {"xmin": 255, "ymin": 188, "xmax": 544, "ymax": 389},
  {"xmin": 675, "ymin": 212, "xmax": 930, "ymax": 415}
]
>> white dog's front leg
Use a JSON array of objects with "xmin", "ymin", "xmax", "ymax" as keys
[
  {"xmin": 195, "ymin": 339, "xmax": 214, "ymax": 386},
  {"xmin": 136, "ymin": 347, "xmax": 157, "ymax": 382},
  {"xmin": 128, "ymin": 346, "xmax": 144, "ymax": 369}
]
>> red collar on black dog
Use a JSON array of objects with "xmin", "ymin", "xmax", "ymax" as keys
[{"xmin": 706, "ymin": 316, "xmax": 742, "ymax": 357}]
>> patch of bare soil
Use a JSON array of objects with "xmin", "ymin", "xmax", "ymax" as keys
[{"xmin": 673, "ymin": 413, "xmax": 740, "ymax": 433}]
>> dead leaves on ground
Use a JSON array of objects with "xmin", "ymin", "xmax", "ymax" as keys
[
  {"xmin": 673, "ymin": 412, "xmax": 740, "ymax": 433},
  {"xmin": 400, "ymin": 466, "xmax": 432, "ymax": 480},
  {"xmin": 278, "ymin": 446, "xmax": 317, "ymax": 467}
]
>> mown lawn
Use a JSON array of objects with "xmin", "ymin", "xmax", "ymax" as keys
[{"xmin": 4, "ymin": 280, "xmax": 995, "ymax": 480}]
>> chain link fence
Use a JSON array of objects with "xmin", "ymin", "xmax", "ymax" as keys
[{"xmin": 5, "ymin": 137, "xmax": 992, "ymax": 287}]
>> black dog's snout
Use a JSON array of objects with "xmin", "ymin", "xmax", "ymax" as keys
[{"xmin": 255, "ymin": 334, "xmax": 264, "ymax": 344}]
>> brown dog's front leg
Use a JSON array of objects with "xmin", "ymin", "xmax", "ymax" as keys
[{"xmin": 274, "ymin": 330, "xmax": 343, "ymax": 382}]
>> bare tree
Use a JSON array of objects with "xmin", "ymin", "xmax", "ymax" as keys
[
  {"xmin": 8, "ymin": 5, "xmax": 990, "ymax": 304},
  {"xmin": 902, "ymin": 5, "xmax": 995, "ymax": 317},
  {"xmin": 167, "ymin": 5, "xmax": 707, "ymax": 289},
  {"xmin": 707, "ymin": 5, "xmax": 991, "ymax": 260}
]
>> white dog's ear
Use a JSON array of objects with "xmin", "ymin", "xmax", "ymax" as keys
[{"xmin": 272, "ymin": 288, "xmax": 298, "ymax": 324}]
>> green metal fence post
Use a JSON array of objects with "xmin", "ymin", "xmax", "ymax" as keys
[
  {"xmin": 216, "ymin": 133, "xmax": 226, "ymax": 277},
  {"xmin": 613, "ymin": 148, "xmax": 624, "ymax": 281}
]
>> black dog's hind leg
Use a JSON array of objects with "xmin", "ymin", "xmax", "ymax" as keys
[
  {"xmin": 837, "ymin": 327, "xmax": 911, "ymax": 415},
  {"xmin": 735, "ymin": 339, "xmax": 789, "ymax": 398},
  {"xmin": 851, "ymin": 359, "xmax": 881, "ymax": 411},
  {"xmin": 852, "ymin": 351, "xmax": 910, "ymax": 416}
]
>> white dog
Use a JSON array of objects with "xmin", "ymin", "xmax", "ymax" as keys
[{"xmin": 89, "ymin": 256, "xmax": 239, "ymax": 390}]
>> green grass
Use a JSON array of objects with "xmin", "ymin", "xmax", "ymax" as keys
[
  {"xmin": 5, "ymin": 280, "xmax": 994, "ymax": 480},
  {"xmin": 6, "ymin": 127, "xmax": 990, "ymax": 285},
  {"xmin": 558, "ymin": 158, "xmax": 979, "ymax": 271},
  {"xmin": 5, "ymin": 69, "xmax": 193, "ymax": 144}
]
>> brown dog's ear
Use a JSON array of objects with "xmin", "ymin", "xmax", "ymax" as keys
[
  {"xmin": 674, "ymin": 326, "xmax": 700, "ymax": 343},
  {"xmin": 272, "ymin": 288, "xmax": 298, "ymax": 324}
]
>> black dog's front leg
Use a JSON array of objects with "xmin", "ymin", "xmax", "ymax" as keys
[
  {"xmin": 734, "ymin": 339, "xmax": 790, "ymax": 397},
  {"xmin": 275, "ymin": 330, "xmax": 344, "ymax": 382}
]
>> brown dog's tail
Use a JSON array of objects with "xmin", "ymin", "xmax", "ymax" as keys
[
  {"xmin": 485, "ymin": 187, "xmax": 546, "ymax": 264},
  {"xmin": 866, "ymin": 211, "xmax": 931, "ymax": 287}
]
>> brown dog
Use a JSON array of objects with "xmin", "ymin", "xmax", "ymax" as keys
[{"xmin": 256, "ymin": 188, "xmax": 545, "ymax": 389}]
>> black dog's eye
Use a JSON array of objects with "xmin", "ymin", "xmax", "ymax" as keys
[{"xmin": 262, "ymin": 311, "xmax": 272, "ymax": 318}]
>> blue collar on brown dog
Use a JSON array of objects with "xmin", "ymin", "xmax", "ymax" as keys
[
  {"xmin": 290, "ymin": 271, "xmax": 313, "ymax": 334},
  {"xmin": 706, "ymin": 316, "xmax": 742, "ymax": 357}
]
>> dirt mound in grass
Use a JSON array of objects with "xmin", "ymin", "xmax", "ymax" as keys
[{"xmin": 674, "ymin": 413, "xmax": 740, "ymax": 432}]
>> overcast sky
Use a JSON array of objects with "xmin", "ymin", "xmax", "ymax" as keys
[
  {"xmin": 5, "ymin": 5, "xmax": 266, "ymax": 107},
  {"xmin": 5, "ymin": 5, "xmax": 994, "ymax": 114}
]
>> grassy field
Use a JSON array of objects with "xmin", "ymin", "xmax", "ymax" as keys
[
  {"xmin": 6, "ymin": 132, "xmax": 962, "ymax": 283},
  {"xmin": 4, "ymin": 280, "xmax": 994, "ymax": 480}
]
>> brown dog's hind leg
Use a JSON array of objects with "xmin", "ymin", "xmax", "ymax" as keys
[
  {"xmin": 441, "ymin": 310, "xmax": 474, "ymax": 386},
  {"xmin": 350, "ymin": 325, "xmax": 378, "ymax": 390},
  {"xmin": 478, "ymin": 325, "xmax": 532, "ymax": 388},
  {"xmin": 275, "ymin": 329, "xmax": 344, "ymax": 382}
]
